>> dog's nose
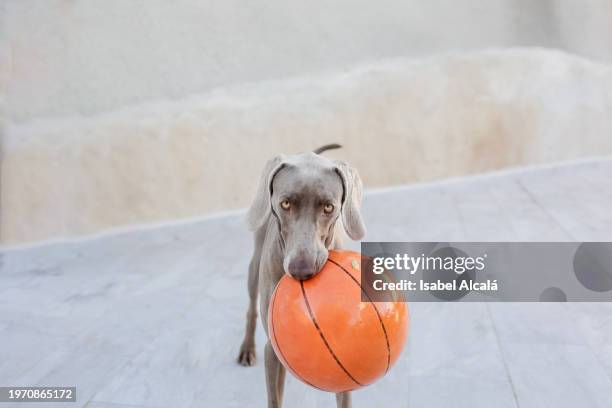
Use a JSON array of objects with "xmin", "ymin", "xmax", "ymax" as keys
[{"xmin": 287, "ymin": 258, "xmax": 317, "ymax": 280}]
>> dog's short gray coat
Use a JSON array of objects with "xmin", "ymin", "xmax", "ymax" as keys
[{"xmin": 237, "ymin": 146, "xmax": 365, "ymax": 407}]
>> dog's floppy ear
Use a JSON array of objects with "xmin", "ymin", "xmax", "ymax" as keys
[
  {"xmin": 334, "ymin": 161, "xmax": 366, "ymax": 240},
  {"xmin": 247, "ymin": 155, "xmax": 286, "ymax": 231}
]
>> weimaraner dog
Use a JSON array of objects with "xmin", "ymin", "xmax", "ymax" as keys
[{"xmin": 237, "ymin": 144, "xmax": 366, "ymax": 407}]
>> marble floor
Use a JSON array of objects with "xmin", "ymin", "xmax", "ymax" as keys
[{"xmin": 1, "ymin": 157, "xmax": 611, "ymax": 408}]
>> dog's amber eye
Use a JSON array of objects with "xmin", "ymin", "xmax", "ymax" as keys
[
  {"xmin": 280, "ymin": 200, "xmax": 291, "ymax": 211},
  {"xmin": 323, "ymin": 203, "xmax": 334, "ymax": 214}
]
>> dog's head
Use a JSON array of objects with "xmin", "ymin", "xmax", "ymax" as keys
[{"xmin": 247, "ymin": 152, "xmax": 365, "ymax": 280}]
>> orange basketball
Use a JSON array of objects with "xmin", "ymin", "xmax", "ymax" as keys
[{"xmin": 268, "ymin": 250, "xmax": 409, "ymax": 393}]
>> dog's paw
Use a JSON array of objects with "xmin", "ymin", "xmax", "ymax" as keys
[{"xmin": 237, "ymin": 344, "xmax": 256, "ymax": 366}]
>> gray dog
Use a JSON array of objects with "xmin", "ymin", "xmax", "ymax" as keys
[{"xmin": 237, "ymin": 144, "xmax": 366, "ymax": 407}]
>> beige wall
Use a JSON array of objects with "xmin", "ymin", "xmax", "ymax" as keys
[
  {"xmin": 3, "ymin": 1, "xmax": 612, "ymax": 245},
  {"xmin": 2, "ymin": 49, "xmax": 612, "ymax": 245}
]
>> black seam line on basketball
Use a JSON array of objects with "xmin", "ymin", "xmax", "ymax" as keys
[
  {"xmin": 300, "ymin": 281, "xmax": 363, "ymax": 387},
  {"xmin": 327, "ymin": 258, "xmax": 391, "ymax": 374},
  {"xmin": 270, "ymin": 285, "xmax": 322, "ymax": 391}
]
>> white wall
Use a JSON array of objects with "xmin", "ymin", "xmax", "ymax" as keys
[
  {"xmin": 2, "ymin": 1, "xmax": 612, "ymax": 245},
  {"xmin": 3, "ymin": 0, "xmax": 612, "ymax": 123}
]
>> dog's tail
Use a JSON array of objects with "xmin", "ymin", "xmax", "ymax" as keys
[{"xmin": 313, "ymin": 143, "xmax": 342, "ymax": 154}]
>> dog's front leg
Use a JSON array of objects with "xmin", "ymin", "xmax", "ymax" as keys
[
  {"xmin": 336, "ymin": 391, "xmax": 352, "ymax": 407},
  {"xmin": 264, "ymin": 341, "xmax": 286, "ymax": 408},
  {"xmin": 238, "ymin": 228, "xmax": 265, "ymax": 366}
]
